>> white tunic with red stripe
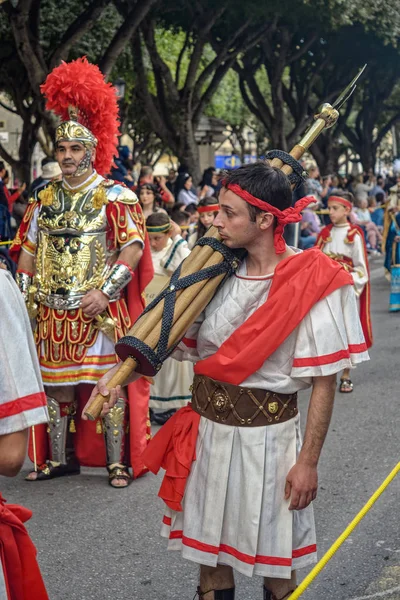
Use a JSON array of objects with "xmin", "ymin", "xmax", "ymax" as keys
[
  {"xmin": 0, "ymin": 269, "xmax": 48, "ymax": 431},
  {"xmin": 0, "ymin": 269, "xmax": 49, "ymax": 598},
  {"xmin": 161, "ymin": 251, "xmax": 368, "ymax": 579}
]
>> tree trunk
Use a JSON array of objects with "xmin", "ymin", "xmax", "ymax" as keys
[
  {"xmin": 358, "ymin": 145, "xmax": 376, "ymax": 173},
  {"xmin": 309, "ymin": 132, "xmax": 342, "ymax": 175},
  {"xmin": 176, "ymin": 135, "xmax": 201, "ymax": 185}
]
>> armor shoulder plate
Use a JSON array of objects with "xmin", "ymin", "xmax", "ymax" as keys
[
  {"xmin": 29, "ymin": 187, "xmax": 44, "ymax": 204},
  {"xmin": 106, "ymin": 182, "xmax": 139, "ymax": 205}
]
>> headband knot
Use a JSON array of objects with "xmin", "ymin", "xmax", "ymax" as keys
[{"xmin": 223, "ymin": 182, "xmax": 314, "ymax": 253}]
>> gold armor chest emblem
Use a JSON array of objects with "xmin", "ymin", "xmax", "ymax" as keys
[{"xmin": 35, "ymin": 186, "xmax": 110, "ymax": 297}]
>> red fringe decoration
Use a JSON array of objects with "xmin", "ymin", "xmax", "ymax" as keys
[{"xmin": 41, "ymin": 57, "xmax": 120, "ymax": 176}]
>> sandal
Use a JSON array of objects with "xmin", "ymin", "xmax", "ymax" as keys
[
  {"xmin": 25, "ymin": 460, "xmax": 80, "ymax": 481},
  {"xmin": 339, "ymin": 378, "xmax": 354, "ymax": 393},
  {"xmin": 107, "ymin": 463, "xmax": 131, "ymax": 488}
]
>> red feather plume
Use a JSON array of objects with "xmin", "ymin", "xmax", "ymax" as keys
[{"xmin": 41, "ymin": 57, "xmax": 120, "ymax": 176}]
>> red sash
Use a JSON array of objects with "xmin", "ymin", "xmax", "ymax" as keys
[
  {"xmin": 0, "ymin": 495, "xmax": 49, "ymax": 600},
  {"xmin": 194, "ymin": 248, "xmax": 353, "ymax": 384},
  {"xmin": 142, "ymin": 406, "xmax": 200, "ymax": 511}
]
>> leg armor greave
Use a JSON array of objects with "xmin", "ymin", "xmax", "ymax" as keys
[
  {"xmin": 102, "ymin": 397, "xmax": 127, "ymax": 466},
  {"xmin": 47, "ymin": 396, "xmax": 69, "ymax": 465}
]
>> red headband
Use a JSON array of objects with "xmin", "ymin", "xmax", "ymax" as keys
[
  {"xmin": 223, "ymin": 182, "xmax": 313, "ymax": 254},
  {"xmin": 197, "ymin": 204, "xmax": 220, "ymax": 214},
  {"xmin": 328, "ymin": 196, "xmax": 352, "ymax": 210}
]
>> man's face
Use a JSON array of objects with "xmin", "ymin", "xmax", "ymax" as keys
[
  {"xmin": 213, "ymin": 189, "xmax": 271, "ymax": 249},
  {"xmin": 55, "ymin": 141, "xmax": 88, "ymax": 177}
]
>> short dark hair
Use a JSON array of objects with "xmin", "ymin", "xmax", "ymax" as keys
[
  {"xmin": 171, "ymin": 211, "xmax": 190, "ymax": 226},
  {"xmin": 0, "ymin": 161, "xmax": 5, "ymax": 172},
  {"xmin": 170, "ymin": 202, "xmax": 186, "ymax": 215},
  {"xmin": 222, "ymin": 161, "xmax": 292, "ymax": 222},
  {"xmin": 146, "ymin": 212, "xmax": 170, "ymax": 229},
  {"xmin": 185, "ymin": 203, "xmax": 199, "ymax": 215}
]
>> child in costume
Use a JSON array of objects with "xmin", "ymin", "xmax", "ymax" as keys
[
  {"xmin": 146, "ymin": 213, "xmax": 193, "ymax": 424},
  {"xmin": 188, "ymin": 196, "xmax": 220, "ymax": 248},
  {"xmin": 316, "ymin": 191, "xmax": 373, "ymax": 393}
]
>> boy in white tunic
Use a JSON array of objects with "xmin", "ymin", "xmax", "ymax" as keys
[
  {"xmin": 87, "ymin": 163, "xmax": 369, "ymax": 600},
  {"xmin": 316, "ymin": 191, "xmax": 373, "ymax": 393},
  {"xmin": 145, "ymin": 213, "xmax": 193, "ymax": 423}
]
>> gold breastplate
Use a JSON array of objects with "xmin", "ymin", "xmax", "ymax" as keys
[{"xmin": 35, "ymin": 184, "xmax": 112, "ymax": 309}]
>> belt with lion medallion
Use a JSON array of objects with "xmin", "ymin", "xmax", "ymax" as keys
[{"xmin": 191, "ymin": 374, "xmax": 298, "ymax": 427}]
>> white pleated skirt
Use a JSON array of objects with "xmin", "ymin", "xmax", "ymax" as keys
[
  {"xmin": 150, "ymin": 358, "xmax": 193, "ymax": 410},
  {"xmin": 161, "ymin": 413, "xmax": 317, "ymax": 579}
]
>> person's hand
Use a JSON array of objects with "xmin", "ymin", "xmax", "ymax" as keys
[
  {"xmin": 80, "ymin": 289, "xmax": 109, "ymax": 319},
  {"xmin": 170, "ymin": 220, "xmax": 182, "ymax": 238},
  {"xmin": 157, "ymin": 175, "xmax": 167, "ymax": 188},
  {"xmin": 199, "ymin": 185, "xmax": 209, "ymax": 199},
  {"xmin": 81, "ymin": 365, "xmax": 121, "ymax": 420},
  {"xmin": 18, "ymin": 183, "xmax": 26, "ymax": 194},
  {"xmin": 395, "ymin": 236, "xmax": 400, "ymax": 243},
  {"xmin": 284, "ymin": 461, "xmax": 318, "ymax": 510}
]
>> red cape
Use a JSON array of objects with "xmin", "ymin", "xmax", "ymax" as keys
[
  {"xmin": 0, "ymin": 495, "xmax": 49, "ymax": 600},
  {"xmin": 194, "ymin": 248, "xmax": 354, "ymax": 384},
  {"xmin": 316, "ymin": 224, "xmax": 373, "ymax": 349},
  {"xmin": 12, "ymin": 188, "xmax": 155, "ymax": 478}
]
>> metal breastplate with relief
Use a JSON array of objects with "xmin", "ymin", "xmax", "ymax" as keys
[{"xmin": 34, "ymin": 181, "xmax": 113, "ymax": 310}]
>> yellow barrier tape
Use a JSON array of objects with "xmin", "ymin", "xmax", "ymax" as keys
[
  {"xmin": 0, "ymin": 240, "xmax": 12, "ymax": 245},
  {"xmin": 288, "ymin": 461, "xmax": 400, "ymax": 600}
]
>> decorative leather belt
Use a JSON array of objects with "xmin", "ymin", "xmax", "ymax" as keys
[{"xmin": 191, "ymin": 374, "xmax": 298, "ymax": 427}]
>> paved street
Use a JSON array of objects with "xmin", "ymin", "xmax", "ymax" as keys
[{"xmin": 1, "ymin": 259, "xmax": 399, "ymax": 600}]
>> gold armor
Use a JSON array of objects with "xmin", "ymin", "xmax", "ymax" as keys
[{"xmin": 33, "ymin": 180, "xmax": 136, "ymax": 310}]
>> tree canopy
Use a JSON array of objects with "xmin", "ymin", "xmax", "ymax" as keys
[{"xmin": 1, "ymin": 0, "xmax": 400, "ymax": 182}]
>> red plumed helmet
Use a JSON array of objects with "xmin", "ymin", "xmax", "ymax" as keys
[{"xmin": 41, "ymin": 57, "xmax": 120, "ymax": 176}]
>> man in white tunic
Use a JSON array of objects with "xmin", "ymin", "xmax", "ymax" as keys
[
  {"xmin": 88, "ymin": 162, "xmax": 369, "ymax": 600},
  {"xmin": 0, "ymin": 267, "xmax": 49, "ymax": 599}
]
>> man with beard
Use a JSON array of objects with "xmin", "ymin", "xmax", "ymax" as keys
[{"xmin": 11, "ymin": 58, "xmax": 153, "ymax": 488}]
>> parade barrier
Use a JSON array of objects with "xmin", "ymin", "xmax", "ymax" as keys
[
  {"xmin": 0, "ymin": 240, "xmax": 12, "ymax": 245},
  {"xmin": 84, "ymin": 66, "xmax": 366, "ymax": 421},
  {"xmin": 288, "ymin": 461, "xmax": 400, "ymax": 600}
]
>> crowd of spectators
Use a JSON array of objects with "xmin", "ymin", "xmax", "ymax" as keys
[{"xmin": 299, "ymin": 165, "xmax": 391, "ymax": 255}]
